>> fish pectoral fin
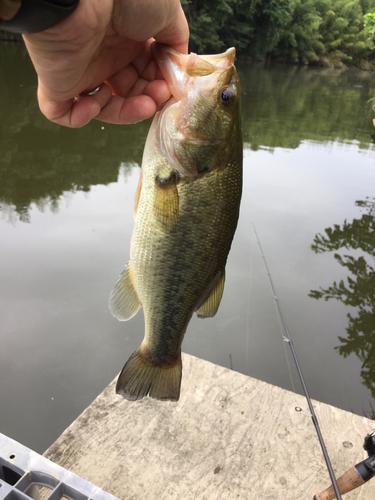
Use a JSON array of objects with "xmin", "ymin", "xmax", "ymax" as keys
[
  {"xmin": 195, "ymin": 269, "xmax": 226, "ymax": 319},
  {"xmin": 154, "ymin": 173, "xmax": 179, "ymax": 232},
  {"xmin": 109, "ymin": 262, "xmax": 142, "ymax": 321}
]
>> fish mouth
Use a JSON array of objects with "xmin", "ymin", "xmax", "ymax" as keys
[
  {"xmin": 153, "ymin": 43, "xmax": 236, "ymax": 177},
  {"xmin": 152, "ymin": 43, "xmax": 235, "ymax": 102}
]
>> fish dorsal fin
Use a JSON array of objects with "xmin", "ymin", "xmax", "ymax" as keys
[
  {"xmin": 154, "ymin": 173, "xmax": 179, "ymax": 232},
  {"xmin": 133, "ymin": 171, "xmax": 143, "ymax": 219},
  {"xmin": 195, "ymin": 269, "xmax": 226, "ymax": 319},
  {"xmin": 109, "ymin": 263, "xmax": 142, "ymax": 321}
]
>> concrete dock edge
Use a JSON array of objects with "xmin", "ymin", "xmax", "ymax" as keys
[{"xmin": 44, "ymin": 353, "xmax": 375, "ymax": 500}]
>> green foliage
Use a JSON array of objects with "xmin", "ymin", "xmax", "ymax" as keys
[
  {"xmin": 181, "ymin": 0, "xmax": 375, "ymax": 67},
  {"xmin": 182, "ymin": 0, "xmax": 256, "ymax": 53},
  {"xmin": 364, "ymin": 12, "xmax": 375, "ymax": 36},
  {"xmin": 246, "ymin": 0, "xmax": 294, "ymax": 59},
  {"xmin": 273, "ymin": 0, "xmax": 374, "ymax": 67}
]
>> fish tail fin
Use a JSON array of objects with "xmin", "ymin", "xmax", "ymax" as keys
[{"xmin": 116, "ymin": 349, "xmax": 182, "ymax": 402}]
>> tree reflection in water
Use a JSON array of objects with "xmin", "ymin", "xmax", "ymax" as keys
[{"xmin": 309, "ymin": 198, "xmax": 375, "ymax": 413}]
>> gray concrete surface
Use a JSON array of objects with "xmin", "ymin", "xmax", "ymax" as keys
[{"xmin": 44, "ymin": 353, "xmax": 375, "ymax": 500}]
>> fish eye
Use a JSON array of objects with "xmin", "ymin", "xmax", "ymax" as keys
[{"xmin": 219, "ymin": 87, "xmax": 235, "ymax": 107}]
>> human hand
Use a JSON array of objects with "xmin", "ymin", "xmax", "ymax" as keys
[{"xmin": 23, "ymin": 0, "xmax": 189, "ymax": 127}]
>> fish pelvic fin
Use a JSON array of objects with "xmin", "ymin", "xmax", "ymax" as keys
[
  {"xmin": 195, "ymin": 269, "xmax": 226, "ymax": 319},
  {"xmin": 109, "ymin": 262, "xmax": 142, "ymax": 321},
  {"xmin": 116, "ymin": 349, "xmax": 182, "ymax": 402}
]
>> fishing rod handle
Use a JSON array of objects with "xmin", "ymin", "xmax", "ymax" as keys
[{"xmin": 313, "ymin": 466, "xmax": 365, "ymax": 500}]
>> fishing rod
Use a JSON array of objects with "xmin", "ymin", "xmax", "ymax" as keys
[
  {"xmin": 314, "ymin": 429, "xmax": 375, "ymax": 499},
  {"xmin": 251, "ymin": 223, "xmax": 342, "ymax": 500}
]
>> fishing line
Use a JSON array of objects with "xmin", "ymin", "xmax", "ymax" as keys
[
  {"xmin": 245, "ymin": 233, "xmax": 255, "ymax": 370},
  {"xmin": 273, "ymin": 287, "xmax": 297, "ymax": 394},
  {"xmin": 252, "ymin": 222, "xmax": 342, "ymax": 500}
]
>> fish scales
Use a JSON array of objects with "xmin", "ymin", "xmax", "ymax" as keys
[
  {"xmin": 133, "ymin": 137, "xmax": 242, "ymax": 355},
  {"xmin": 109, "ymin": 43, "xmax": 243, "ymax": 402}
]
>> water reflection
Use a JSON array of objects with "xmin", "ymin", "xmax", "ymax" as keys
[
  {"xmin": 1, "ymin": 45, "xmax": 375, "ymax": 223},
  {"xmin": 309, "ymin": 198, "xmax": 375, "ymax": 407},
  {"xmin": 239, "ymin": 62, "xmax": 375, "ymax": 151},
  {"xmin": 0, "ymin": 45, "xmax": 149, "ymax": 221}
]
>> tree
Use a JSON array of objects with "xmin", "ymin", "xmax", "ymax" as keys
[
  {"xmin": 180, "ymin": 0, "xmax": 374, "ymax": 68},
  {"xmin": 182, "ymin": 0, "xmax": 255, "ymax": 54}
]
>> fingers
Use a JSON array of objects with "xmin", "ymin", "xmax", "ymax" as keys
[
  {"xmin": 143, "ymin": 79, "xmax": 171, "ymax": 106},
  {"xmin": 95, "ymin": 95, "xmax": 156, "ymax": 124},
  {"xmin": 37, "ymin": 82, "xmax": 112, "ymax": 128},
  {"xmin": 96, "ymin": 80, "xmax": 171, "ymax": 124},
  {"xmin": 106, "ymin": 41, "xmax": 165, "ymax": 94},
  {"xmin": 106, "ymin": 63, "xmax": 144, "ymax": 97},
  {"xmin": 37, "ymin": 77, "xmax": 171, "ymax": 128},
  {"xmin": 106, "ymin": 58, "xmax": 163, "ymax": 97}
]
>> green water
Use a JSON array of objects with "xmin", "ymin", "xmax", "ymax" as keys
[{"xmin": 1, "ymin": 44, "xmax": 375, "ymax": 453}]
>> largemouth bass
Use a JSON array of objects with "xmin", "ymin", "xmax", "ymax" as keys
[{"xmin": 109, "ymin": 43, "xmax": 242, "ymax": 402}]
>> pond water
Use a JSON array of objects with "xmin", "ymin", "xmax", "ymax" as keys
[{"xmin": 1, "ymin": 45, "xmax": 375, "ymax": 454}]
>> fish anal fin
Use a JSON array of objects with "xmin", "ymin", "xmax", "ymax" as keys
[
  {"xmin": 109, "ymin": 262, "xmax": 142, "ymax": 321},
  {"xmin": 116, "ymin": 348, "xmax": 182, "ymax": 402},
  {"xmin": 196, "ymin": 269, "xmax": 226, "ymax": 319},
  {"xmin": 133, "ymin": 171, "xmax": 143, "ymax": 219},
  {"xmin": 154, "ymin": 173, "xmax": 179, "ymax": 232}
]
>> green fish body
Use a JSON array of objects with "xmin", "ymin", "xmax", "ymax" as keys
[{"xmin": 110, "ymin": 44, "xmax": 243, "ymax": 401}]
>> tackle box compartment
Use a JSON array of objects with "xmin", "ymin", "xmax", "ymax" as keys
[{"xmin": 0, "ymin": 433, "xmax": 119, "ymax": 500}]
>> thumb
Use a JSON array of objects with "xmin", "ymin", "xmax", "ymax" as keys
[{"xmin": 153, "ymin": 3, "xmax": 189, "ymax": 54}]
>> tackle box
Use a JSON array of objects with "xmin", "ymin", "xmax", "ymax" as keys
[{"xmin": 0, "ymin": 433, "xmax": 119, "ymax": 500}]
